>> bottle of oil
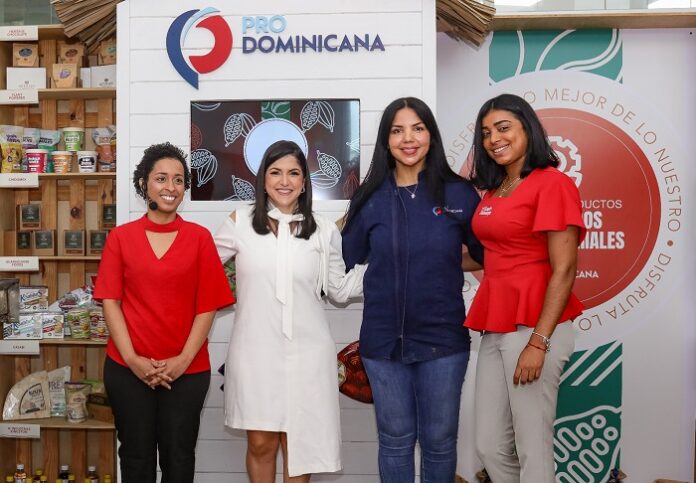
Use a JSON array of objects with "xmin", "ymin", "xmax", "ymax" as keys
[
  {"xmin": 102, "ymin": 476, "xmax": 111, "ymax": 483},
  {"xmin": 31, "ymin": 471, "xmax": 42, "ymax": 483},
  {"xmin": 57, "ymin": 466, "xmax": 69, "ymax": 483},
  {"xmin": 85, "ymin": 467, "xmax": 98, "ymax": 483},
  {"xmin": 13, "ymin": 464, "xmax": 26, "ymax": 483},
  {"xmin": 6, "ymin": 476, "xmax": 14, "ymax": 483}
]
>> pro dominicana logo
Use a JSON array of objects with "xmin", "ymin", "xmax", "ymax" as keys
[
  {"xmin": 167, "ymin": 9, "xmax": 385, "ymax": 89},
  {"xmin": 166, "ymin": 7, "xmax": 233, "ymax": 89}
]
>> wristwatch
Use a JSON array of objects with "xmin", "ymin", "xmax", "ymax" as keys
[{"xmin": 532, "ymin": 331, "xmax": 551, "ymax": 352}]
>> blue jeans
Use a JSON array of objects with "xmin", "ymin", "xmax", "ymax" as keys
[{"xmin": 362, "ymin": 351, "xmax": 469, "ymax": 483}]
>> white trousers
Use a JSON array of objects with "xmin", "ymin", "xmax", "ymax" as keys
[{"xmin": 474, "ymin": 323, "xmax": 575, "ymax": 483}]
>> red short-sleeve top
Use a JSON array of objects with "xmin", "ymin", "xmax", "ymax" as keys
[
  {"xmin": 94, "ymin": 215, "xmax": 235, "ymax": 373},
  {"xmin": 465, "ymin": 167, "xmax": 586, "ymax": 333}
]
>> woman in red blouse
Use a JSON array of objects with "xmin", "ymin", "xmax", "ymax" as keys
[
  {"xmin": 94, "ymin": 142, "xmax": 234, "ymax": 482},
  {"xmin": 466, "ymin": 94, "xmax": 585, "ymax": 482}
]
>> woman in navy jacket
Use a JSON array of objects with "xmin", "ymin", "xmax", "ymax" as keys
[{"xmin": 342, "ymin": 97, "xmax": 483, "ymax": 482}]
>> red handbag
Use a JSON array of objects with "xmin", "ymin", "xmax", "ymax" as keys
[{"xmin": 337, "ymin": 341, "xmax": 373, "ymax": 404}]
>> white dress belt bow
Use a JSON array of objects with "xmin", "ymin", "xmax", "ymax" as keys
[{"xmin": 267, "ymin": 207, "xmax": 305, "ymax": 340}]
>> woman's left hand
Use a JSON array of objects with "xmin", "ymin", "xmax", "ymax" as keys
[
  {"xmin": 513, "ymin": 345, "xmax": 545, "ymax": 385},
  {"xmin": 152, "ymin": 353, "xmax": 192, "ymax": 389}
]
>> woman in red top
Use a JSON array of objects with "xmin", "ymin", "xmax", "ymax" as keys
[
  {"xmin": 466, "ymin": 94, "xmax": 585, "ymax": 483},
  {"xmin": 94, "ymin": 142, "xmax": 234, "ymax": 482}
]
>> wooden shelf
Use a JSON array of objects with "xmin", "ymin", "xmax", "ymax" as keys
[
  {"xmin": 39, "ymin": 172, "xmax": 116, "ymax": 181},
  {"xmin": 0, "ymin": 88, "xmax": 115, "ymax": 105},
  {"xmin": 39, "ymin": 256, "xmax": 101, "ymax": 262},
  {"xmin": 2, "ymin": 417, "xmax": 113, "ymax": 431},
  {"xmin": 490, "ymin": 9, "xmax": 696, "ymax": 31},
  {"xmin": 38, "ymin": 88, "xmax": 115, "ymax": 100},
  {"xmin": 39, "ymin": 338, "xmax": 106, "ymax": 346}
]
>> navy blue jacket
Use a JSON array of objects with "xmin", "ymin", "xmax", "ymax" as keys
[{"xmin": 342, "ymin": 174, "xmax": 483, "ymax": 363}]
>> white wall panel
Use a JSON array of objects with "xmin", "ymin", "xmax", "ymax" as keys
[
  {"xmin": 130, "ymin": 13, "xmax": 422, "ymax": 50},
  {"xmin": 129, "ymin": 46, "xmax": 422, "ymax": 82},
  {"xmin": 130, "ymin": 0, "xmax": 424, "ymax": 17},
  {"xmin": 130, "ymin": 79, "xmax": 422, "ymax": 114},
  {"xmin": 118, "ymin": 0, "xmax": 436, "ymax": 479}
]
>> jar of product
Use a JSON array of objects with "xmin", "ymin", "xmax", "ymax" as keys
[
  {"xmin": 76, "ymin": 151, "xmax": 97, "ymax": 173},
  {"xmin": 67, "ymin": 308, "xmax": 90, "ymax": 339},
  {"xmin": 51, "ymin": 151, "xmax": 73, "ymax": 174},
  {"xmin": 89, "ymin": 306, "xmax": 108, "ymax": 342},
  {"xmin": 96, "ymin": 144, "xmax": 114, "ymax": 172},
  {"xmin": 25, "ymin": 149, "xmax": 49, "ymax": 173},
  {"xmin": 62, "ymin": 127, "xmax": 85, "ymax": 151}
]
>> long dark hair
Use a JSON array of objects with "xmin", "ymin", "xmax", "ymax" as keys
[
  {"xmin": 469, "ymin": 93, "xmax": 559, "ymax": 191},
  {"xmin": 343, "ymin": 97, "xmax": 462, "ymax": 228},
  {"xmin": 252, "ymin": 140, "xmax": 317, "ymax": 239}
]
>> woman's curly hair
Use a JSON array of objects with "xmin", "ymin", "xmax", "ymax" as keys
[{"xmin": 132, "ymin": 142, "xmax": 191, "ymax": 200}]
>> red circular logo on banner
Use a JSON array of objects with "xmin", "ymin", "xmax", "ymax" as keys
[{"xmin": 538, "ymin": 108, "xmax": 661, "ymax": 308}]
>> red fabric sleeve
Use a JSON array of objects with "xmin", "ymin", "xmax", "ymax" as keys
[
  {"xmin": 195, "ymin": 230, "xmax": 235, "ymax": 314},
  {"xmin": 532, "ymin": 174, "xmax": 587, "ymax": 243},
  {"xmin": 93, "ymin": 229, "xmax": 123, "ymax": 301}
]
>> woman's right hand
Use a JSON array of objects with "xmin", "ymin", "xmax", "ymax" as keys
[{"xmin": 126, "ymin": 355, "xmax": 168, "ymax": 389}]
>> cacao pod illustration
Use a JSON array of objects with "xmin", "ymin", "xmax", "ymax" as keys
[
  {"xmin": 343, "ymin": 170, "xmax": 359, "ymax": 199},
  {"xmin": 346, "ymin": 138, "xmax": 360, "ymax": 153},
  {"xmin": 300, "ymin": 101, "xmax": 320, "ymax": 132},
  {"xmin": 261, "ymin": 101, "xmax": 291, "ymax": 119},
  {"xmin": 224, "ymin": 113, "xmax": 256, "ymax": 147},
  {"xmin": 224, "ymin": 175, "xmax": 256, "ymax": 201},
  {"xmin": 316, "ymin": 150, "xmax": 341, "ymax": 179},
  {"xmin": 192, "ymin": 102, "xmax": 221, "ymax": 111},
  {"xmin": 310, "ymin": 171, "xmax": 339, "ymax": 190},
  {"xmin": 190, "ymin": 149, "xmax": 218, "ymax": 187},
  {"xmin": 316, "ymin": 100, "xmax": 335, "ymax": 132}
]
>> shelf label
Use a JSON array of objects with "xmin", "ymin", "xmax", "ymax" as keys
[
  {"xmin": 0, "ymin": 340, "xmax": 40, "ymax": 355},
  {"xmin": 0, "ymin": 257, "xmax": 39, "ymax": 272},
  {"xmin": 0, "ymin": 173, "xmax": 39, "ymax": 188},
  {"xmin": 0, "ymin": 26, "xmax": 38, "ymax": 41},
  {"xmin": 0, "ymin": 89, "xmax": 39, "ymax": 104},
  {"xmin": 0, "ymin": 422, "xmax": 40, "ymax": 439}
]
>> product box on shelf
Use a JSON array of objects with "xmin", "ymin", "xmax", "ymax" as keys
[
  {"xmin": 0, "ymin": 279, "xmax": 20, "ymax": 327},
  {"xmin": 100, "ymin": 204, "xmax": 117, "ymax": 229},
  {"xmin": 19, "ymin": 285, "xmax": 48, "ymax": 312},
  {"xmin": 98, "ymin": 37, "xmax": 116, "ymax": 65},
  {"xmin": 80, "ymin": 67, "xmax": 91, "ymax": 88},
  {"xmin": 12, "ymin": 43, "xmax": 39, "ymax": 67},
  {"xmin": 40, "ymin": 311, "xmax": 64, "ymax": 339},
  {"xmin": 88, "ymin": 230, "xmax": 108, "ymax": 255},
  {"xmin": 51, "ymin": 63, "xmax": 78, "ymax": 88},
  {"xmin": 58, "ymin": 42, "xmax": 85, "ymax": 68},
  {"xmin": 3, "ymin": 312, "xmax": 42, "ymax": 339},
  {"xmin": 33, "ymin": 230, "xmax": 55, "ymax": 256},
  {"xmin": 90, "ymin": 65, "xmax": 116, "ymax": 88},
  {"xmin": 87, "ymin": 391, "xmax": 113, "ymax": 423},
  {"xmin": 6, "ymin": 67, "xmax": 46, "ymax": 90},
  {"xmin": 62, "ymin": 230, "xmax": 85, "ymax": 256},
  {"xmin": 17, "ymin": 204, "xmax": 40, "ymax": 230},
  {"xmin": 14, "ymin": 231, "xmax": 32, "ymax": 256}
]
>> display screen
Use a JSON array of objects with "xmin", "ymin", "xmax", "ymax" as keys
[{"xmin": 190, "ymin": 99, "xmax": 360, "ymax": 201}]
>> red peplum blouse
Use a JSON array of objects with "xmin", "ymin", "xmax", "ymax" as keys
[{"xmin": 465, "ymin": 167, "xmax": 586, "ymax": 333}]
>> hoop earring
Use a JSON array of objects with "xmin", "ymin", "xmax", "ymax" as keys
[{"xmin": 301, "ymin": 186, "xmax": 305, "ymax": 193}]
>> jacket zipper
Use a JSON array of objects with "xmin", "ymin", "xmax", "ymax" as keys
[{"xmin": 394, "ymin": 187, "xmax": 409, "ymax": 361}]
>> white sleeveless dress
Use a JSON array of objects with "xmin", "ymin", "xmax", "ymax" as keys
[{"xmin": 214, "ymin": 205, "xmax": 364, "ymax": 476}]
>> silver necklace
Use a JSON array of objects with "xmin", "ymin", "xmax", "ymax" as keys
[{"xmin": 401, "ymin": 183, "xmax": 419, "ymax": 199}]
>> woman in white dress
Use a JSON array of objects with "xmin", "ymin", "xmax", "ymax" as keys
[{"xmin": 214, "ymin": 140, "xmax": 365, "ymax": 482}]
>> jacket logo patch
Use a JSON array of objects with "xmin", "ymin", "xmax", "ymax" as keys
[
  {"xmin": 432, "ymin": 206, "xmax": 464, "ymax": 216},
  {"xmin": 479, "ymin": 205, "xmax": 493, "ymax": 216}
]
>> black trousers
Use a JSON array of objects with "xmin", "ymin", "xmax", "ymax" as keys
[{"xmin": 104, "ymin": 356, "xmax": 210, "ymax": 483}]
